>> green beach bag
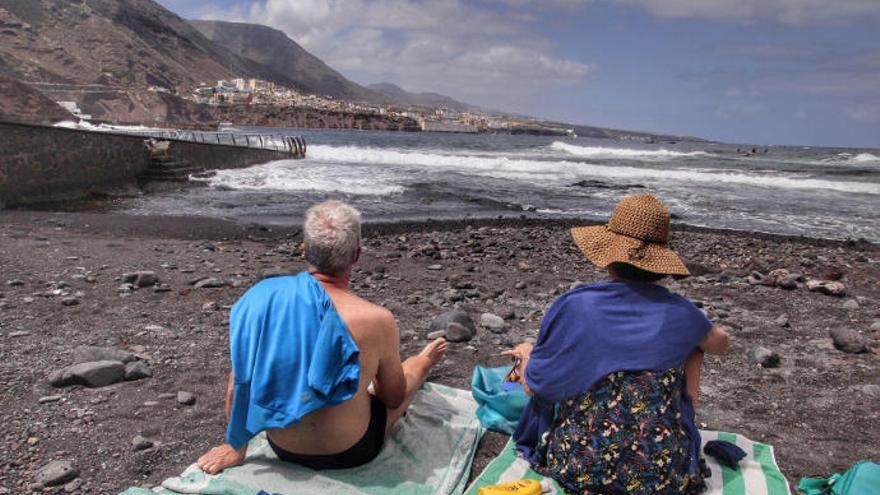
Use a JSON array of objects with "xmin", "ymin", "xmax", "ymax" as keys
[{"xmin": 797, "ymin": 460, "xmax": 880, "ymax": 495}]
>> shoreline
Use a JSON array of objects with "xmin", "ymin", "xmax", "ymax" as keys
[{"xmin": 4, "ymin": 208, "xmax": 877, "ymax": 249}]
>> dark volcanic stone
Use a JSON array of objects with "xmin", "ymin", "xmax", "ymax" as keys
[
  {"xmin": 50, "ymin": 360, "xmax": 126, "ymax": 388},
  {"xmin": 73, "ymin": 346, "xmax": 136, "ymax": 364},
  {"xmin": 124, "ymin": 361, "xmax": 152, "ymax": 381},
  {"xmin": 35, "ymin": 460, "xmax": 78, "ymax": 487},
  {"xmin": 830, "ymin": 328, "xmax": 869, "ymax": 354},
  {"xmin": 748, "ymin": 346, "xmax": 781, "ymax": 368},
  {"xmin": 444, "ymin": 322, "xmax": 474, "ymax": 342},
  {"xmin": 429, "ymin": 310, "xmax": 476, "ymax": 340}
]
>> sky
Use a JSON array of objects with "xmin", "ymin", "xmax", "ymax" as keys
[{"xmin": 156, "ymin": 0, "xmax": 880, "ymax": 148}]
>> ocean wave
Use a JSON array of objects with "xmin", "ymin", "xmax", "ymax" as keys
[
  {"xmin": 307, "ymin": 144, "xmax": 880, "ymax": 195},
  {"xmin": 852, "ymin": 152, "xmax": 880, "ymax": 163},
  {"xmin": 196, "ymin": 160, "xmax": 405, "ymax": 196},
  {"xmin": 549, "ymin": 141, "xmax": 708, "ymax": 160}
]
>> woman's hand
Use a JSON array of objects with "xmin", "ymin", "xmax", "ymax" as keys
[{"xmin": 501, "ymin": 342, "xmax": 534, "ymax": 396}]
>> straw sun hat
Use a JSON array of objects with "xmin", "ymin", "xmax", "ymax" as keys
[{"xmin": 570, "ymin": 193, "xmax": 690, "ymax": 276}]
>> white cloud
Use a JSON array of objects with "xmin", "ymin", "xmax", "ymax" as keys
[
  {"xmin": 615, "ymin": 0, "xmax": 880, "ymax": 25},
  {"xmin": 199, "ymin": 0, "xmax": 592, "ymax": 101}
]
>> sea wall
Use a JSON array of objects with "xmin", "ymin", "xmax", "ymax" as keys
[{"xmin": 0, "ymin": 121, "xmax": 290, "ymax": 207}]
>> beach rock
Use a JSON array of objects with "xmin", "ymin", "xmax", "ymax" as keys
[
  {"xmin": 830, "ymin": 328, "xmax": 868, "ymax": 354},
  {"xmin": 480, "ymin": 313, "xmax": 508, "ymax": 333},
  {"xmin": 122, "ymin": 271, "xmax": 159, "ymax": 288},
  {"xmin": 444, "ymin": 322, "xmax": 474, "ymax": 342},
  {"xmin": 514, "ymin": 281, "xmax": 527, "ymax": 290},
  {"xmin": 124, "ymin": 361, "xmax": 152, "ymax": 381},
  {"xmin": 38, "ymin": 395, "xmax": 62, "ymax": 404},
  {"xmin": 35, "ymin": 460, "xmax": 78, "ymax": 487},
  {"xmin": 73, "ymin": 346, "xmax": 136, "ymax": 364},
  {"xmin": 427, "ymin": 330, "xmax": 446, "ymax": 340},
  {"xmin": 842, "ymin": 299, "xmax": 860, "ymax": 310},
  {"xmin": 429, "ymin": 311, "xmax": 476, "ymax": 339},
  {"xmin": 774, "ymin": 314, "xmax": 791, "ymax": 328},
  {"xmin": 806, "ymin": 279, "xmax": 847, "ymax": 297},
  {"xmin": 748, "ymin": 346, "xmax": 781, "ymax": 368},
  {"xmin": 194, "ymin": 278, "xmax": 225, "ymax": 289},
  {"xmin": 426, "ymin": 264, "xmax": 443, "ymax": 271},
  {"xmin": 856, "ymin": 384, "xmax": 880, "ymax": 398},
  {"xmin": 50, "ymin": 361, "xmax": 126, "ymax": 388},
  {"xmin": 6, "ymin": 279, "xmax": 25, "ymax": 287},
  {"xmin": 871, "ymin": 320, "xmax": 880, "ymax": 332},
  {"xmin": 177, "ymin": 391, "xmax": 196, "ymax": 406},
  {"xmin": 202, "ymin": 301, "xmax": 218, "ymax": 312},
  {"xmin": 132, "ymin": 435, "xmax": 153, "ymax": 451},
  {"xmin": 60, "ymin": 296, "xmax": 79, "ymax": 306}
]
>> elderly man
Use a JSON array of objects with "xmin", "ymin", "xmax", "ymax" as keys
[{"xmin": 197, "ymin": 200, "xmax": 446, "ymax": 473}]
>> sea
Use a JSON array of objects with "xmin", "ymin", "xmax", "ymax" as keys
[{"xmin": 127, "ymin": 128, "xmax": 880, "ymax": 242}]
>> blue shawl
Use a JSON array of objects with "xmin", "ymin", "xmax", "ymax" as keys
[
  {"xmin": 225, "ymin": 273, "xmax": 360, "ymax": 449},
  {"xmin": 514, "ymin": 281, "xmax": 711, "ymax": 473}
]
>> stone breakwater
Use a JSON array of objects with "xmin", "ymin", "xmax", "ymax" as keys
[
  {"xmin": 0, "ymin": 211, "xmax": 877, "ymax": 493},
  {"xmin": 0, "ymin": 122, "xmax": 295, "ymax": 207}
]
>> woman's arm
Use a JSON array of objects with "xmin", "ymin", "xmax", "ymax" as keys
[
  {"xmin": 699, "ymin": 325, "xmax": 730, "ymax": 355},
  {"xmin": 684, "ymin": 349, "xmax": 704, "ymax": 405}
]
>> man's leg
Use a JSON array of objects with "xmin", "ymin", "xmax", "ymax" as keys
[
  {"xmin": 385, "ymin": 338, "xmax": 447, "ymax": 431},
  {"xmin": 685, "ymin": 349, "xmax": 704, "ymax": 405}
]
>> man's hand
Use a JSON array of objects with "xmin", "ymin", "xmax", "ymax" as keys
[{"xmin": 197, "ymin": 443, "xmax": 247, "ymax": 475}]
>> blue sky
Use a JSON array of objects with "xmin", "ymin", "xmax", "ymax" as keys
[{"xmin": 158, "ymin": 0, "xmax": 880, "ymax": 148}]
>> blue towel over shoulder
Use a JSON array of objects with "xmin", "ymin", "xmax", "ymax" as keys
[{"xmin": 225, "ymin": 273, "xmax": 360, "ymax": 449}]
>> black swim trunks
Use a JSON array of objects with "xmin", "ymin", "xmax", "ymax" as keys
[{"xmin": 267, "ymin": 394, "xmax": 387, "ymax": 470}]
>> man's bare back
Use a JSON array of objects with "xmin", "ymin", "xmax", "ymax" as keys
[{"xmin": 197, "ymin": 272, "xmax": 447, "ymax": 474}]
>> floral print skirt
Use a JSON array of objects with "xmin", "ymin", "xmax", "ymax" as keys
[{"xmin": 535, "ymin": 368, "xmax": 706, "ymax": 495}]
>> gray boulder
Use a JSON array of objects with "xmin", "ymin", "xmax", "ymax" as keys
[
  {"xmin": 124, "ymin": 361, "xmax": 152, "ymax": 381},
  {"xmin": 50, "ymin": 360, "xmax": 126, "ymax": 388},
  {"xmin": 35, "ymin": 460, "xmax": 78, "ymax": 487},
  {"xmin": 429, "ymin": 311, "xmax": 476, "ymax": 341},
  {"xmin": 444, "ymin": 322, "xmax": 474, "ymax": 342},
  {"xmin": 122, "ymin": 271, "xmax": 159, "ymax": 288},
  {"xmin": 747, "ymin": 346, "xmax": 781, "ymax": 368},
  {"xmin": 177, "ymin": 391, "xmax": 196, "ymax": 406},
  {"xmin": 480, "ymin": 313, "xmax": 508, "ymax": 333},
  {"xmin": 194, "ymin": 277, "xmax": 225, "ymax": 289},
  {"xmin": 830, "ymin": 328, "xmax": 868, "ymax": 354},
  {"xmin": 73, "ymin": 346, "xmax": 136, "ymax": 365}
]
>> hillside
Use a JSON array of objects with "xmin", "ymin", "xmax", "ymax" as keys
[
  {"xmin": 0, "ymin": 75, "xmax": 71, "ymax": 124},
  {"xmin": 190, "ymin": 20, "xmax": 385, "ymax": 103},
  {"xmin": 368, "ymin": 82, "xmax": 477, "ymax": 112}
]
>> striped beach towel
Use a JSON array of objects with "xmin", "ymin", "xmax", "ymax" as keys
[{"xmin": 466, "ymin": 430, "xmax": 791, "ymax": 495}]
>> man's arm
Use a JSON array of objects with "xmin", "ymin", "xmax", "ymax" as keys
[
  {"xmin": 371, "ymin": 310, "xmax": 406, "ymax": 408},
  {"xmin": 197, "ymin": 371, "xmax": 248, "ymax": 475},
  {"xmin": 225, "ymin": 371, "xmax": 234, "ymax": 422}
]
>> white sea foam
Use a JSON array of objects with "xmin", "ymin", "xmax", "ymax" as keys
[
  {"xmin": 199, "ymin": 160, "xmax": 405, "ymax": 196},
  {"xmin": 306, "ymin": 144, "xmax": 880, "ymax": 195},
  {"xmin": 852, "ymin": 152, "xmax": 880, "ymax": 163},
  {"xmin": 549, "ymin": 141, "xmax": 708, "ymax": 160}
]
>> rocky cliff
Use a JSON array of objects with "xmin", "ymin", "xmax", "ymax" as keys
[{"xmin": 0, "ymin": 76, "xmax": 72, "ymax": 124}]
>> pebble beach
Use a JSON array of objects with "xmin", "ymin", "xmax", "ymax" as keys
[{"xmin": 1, "ymin": 210, "xmax": 878, "ymax": 493}]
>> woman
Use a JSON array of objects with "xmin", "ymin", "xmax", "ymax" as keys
[{"xmin": 505, "ymin": 193, "xmax": 729, "ymax": 495}]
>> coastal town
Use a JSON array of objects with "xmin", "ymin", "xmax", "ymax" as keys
[{"xmin": 185, "ymin": 77, "xmax": 551, "ymax": 134}]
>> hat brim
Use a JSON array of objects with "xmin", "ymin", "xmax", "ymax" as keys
[{"xmin": 570, "ymin": 225, "xmax": 690, "ymax": 276}]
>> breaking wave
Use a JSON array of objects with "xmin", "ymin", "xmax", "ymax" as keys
[{"xmin": 549, "ymin": 141, "xmax": 709, "ymax": 160}]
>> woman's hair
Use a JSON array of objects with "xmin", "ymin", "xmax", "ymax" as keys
[{"xmin": 609, "ymin": 262, "xmax": 666, "ymax": 282}]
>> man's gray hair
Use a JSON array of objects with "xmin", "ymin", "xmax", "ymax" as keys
[{"xmin": 303, "ymin": 200, "xmax": 362, "ymax": 275}]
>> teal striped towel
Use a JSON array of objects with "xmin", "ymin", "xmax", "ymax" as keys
[
  {"xmin": 120, "ymin": 383, "xmax": 484, "ymax": 495},
  {"xmin": 466, "ymin": 430, "xmax": 790, "ymax": 495}
]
